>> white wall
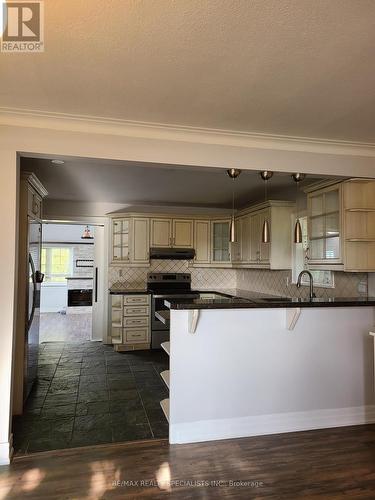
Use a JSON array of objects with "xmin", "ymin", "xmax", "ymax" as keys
[
  {"xmin": 1, "ymin": 116, "xmax": 375, "ymax": 464},
  {"xmin": 0, "ymin": 150, "xmax": 18, "ymax": 465},
  {"xmin": 43, "ymin": 224, "xmax": 95, "ymax": 242},
  {"xmin": 170, "ymin": 306, "xmax": 375, "ymax": 444}
]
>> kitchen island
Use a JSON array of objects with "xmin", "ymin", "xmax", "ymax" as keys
[{"xmin": 164, "ymin": 292, "xmax": 375, "ymax": 444}]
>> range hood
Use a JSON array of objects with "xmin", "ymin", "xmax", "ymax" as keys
[{"xmin": 150, "ymin": 247, "xmax": 196, "ymax": 260}]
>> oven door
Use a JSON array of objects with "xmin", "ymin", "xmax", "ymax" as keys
[{"xmin": 151, "ymin": 295, "xmax": 170, "ymax": 332}]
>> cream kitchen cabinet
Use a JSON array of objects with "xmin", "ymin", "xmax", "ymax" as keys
[
  {"xmin": 131, "ymin": 218, "xmax": 150, "ymax": 264},
  {"xmin": 150, "ymin": 218, "xmax": 172, "ymax": 247},
  {"xmin": 211, "ymin": 220, "xmax": 231, "ymax": 264},
  {"xmin": 111, "ymin": 217, "xmax": 150, "ymax": 265},
  {"xmin": 237, "ymin": 202, "xmax": 294, "ymax": 269},
  {"xmin": 306, "ymin": 178, "xmax": 375, "ymax": 271},
  {"xmin": 194, "ymin": 220, "xmax": 211, "ymax": 264},
  {"xmin": 343, "ymin": 179, "xmax": 375, "ymax": 271},
  {"xmin": 109, "ymin": 293, "xmax": 151, "ymax": 351},
  {"xmin": 239, "ymin": 215, "xmax": 251, "ymax": 263},
  {"xmin": 173, "ymin": 219, "xmax": 194, "ymax": 248},
  {"xmin": 150, "ymin": 218, "xmax": 194, "ymax": 248},
  {"xmin": 111, "ymin": 218, "xmax": 130, "ymax": 262},
  {"xmin": 27, "ymin": 185, "xmax": 43, "ymax": 220},
  {"xmin": 248, "ymin": 210, "xmax": 271, "ymax": 264},
  {"xmin": 307, "ymin": 184, "xmax": 342, "ymax": 268}
]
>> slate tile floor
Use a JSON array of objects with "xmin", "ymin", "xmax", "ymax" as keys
[{"xmin": 12, "ymin": 342, "xmax": 169, "ymax": 454}]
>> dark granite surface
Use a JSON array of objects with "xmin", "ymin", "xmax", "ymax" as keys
[
  {"xmin": 165, "ymin": 289, "xmax": 375, "ymax": 310},
  {"xmin": 109, "ymin": 288, "xmax": 150, "ymax": 295},
  {"xmin": 66, "ymin": 276, "xmax": 93, "ymax": 280}
]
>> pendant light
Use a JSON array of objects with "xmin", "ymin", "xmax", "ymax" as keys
[
  {"xmin": 291, "ymin": 173, "xmax": 306, "ymax": 243},
  {"xmin": 81, "ymin": 225, "xmax": 94, "ymax": 240},
  {"xmin": 259, "ymin": 171, "xmax": 273, "ymax": 243},
  {"xmin": 226, "ymin": 168, "xmax": 242, "ymax": 242}
]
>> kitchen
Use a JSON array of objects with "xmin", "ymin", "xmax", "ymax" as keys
[
  {"xmin": 11, "ymin": 157, "xmax": 375, "ymax": 457},
  {"xmin": 2, "ymin": 1, "xmax": 375, "ymax": 496},
  {"xmin": 105, "ymin": 172, "xmax": 375, "ymax": 443}
]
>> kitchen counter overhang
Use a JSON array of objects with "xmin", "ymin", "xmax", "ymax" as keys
[{"xmin": 165, "ymin": 290, "xmax": 375, "ymax": 310}]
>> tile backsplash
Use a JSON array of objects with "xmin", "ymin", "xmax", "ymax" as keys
[
  {"xmin": 109, "ymin": 261, "xmax": 367, "ymax": 298},
  {"xmin": 109, "ymin": 260, "xmax": 237, "ymax": 290},
  {"xmin": 236, "ymin": 269, "xmax": 368, "ymax": 299}
]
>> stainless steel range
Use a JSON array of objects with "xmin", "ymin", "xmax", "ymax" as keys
[{"xmin": 147, "ymin": 272, "xmax": 200, "ymax": 349}]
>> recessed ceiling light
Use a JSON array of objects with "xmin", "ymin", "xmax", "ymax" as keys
[{"xmin": 51, "ymin": 159, "xmax": 65, "ymax": 165}]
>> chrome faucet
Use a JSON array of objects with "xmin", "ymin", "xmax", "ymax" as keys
[{"xmin": 297, "ymin": 270, "xmax": 316, "ymax": 300}]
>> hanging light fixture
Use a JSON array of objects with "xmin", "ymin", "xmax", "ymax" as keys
[
  {"xmin": 226, "ymin": 168, "xmax": 242, "ymax": 242},
  {"xmin": 81, "ymin": 225, "xmax": 94, "ymax": 240},
  {"xmin": 291, "ymin": 173, "xmax": 306, "ymax": 243},
  {"xmin": 259, "ymin": 171, "xmax": 273, "ymax": 243}
]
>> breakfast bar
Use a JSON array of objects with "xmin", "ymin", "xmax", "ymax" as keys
[{"xmin": 164, "ymin": 293, "xmax": 375, "ymax": 444}]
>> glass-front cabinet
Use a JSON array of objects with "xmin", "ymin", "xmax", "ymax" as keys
[
  {"xmin": 308, "ymin": 184, "xmax": 342, "ymax": 265},
  {"xmin": 112, "ymin": 218, "xmax": 130, "ymax": 262},
  {"xmin": 211, "ymin": 220, "xmax": 231, "ymax": 263}
]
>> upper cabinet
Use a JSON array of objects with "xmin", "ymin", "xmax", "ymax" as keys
[
  {"xmin": 237, "ymin": 203, "xmax": 294, "ymax": 269},
  {"xmin": 194, "ymin": 220, "xmax": 211, "ymax": 264},
  {"xmin": 111, "ymin": 217, "xmax": 149, "ymax": 265},
  {"xmin": 150, "ymin": 218, "xmax": 194, "ymax": 248},
  {"xmin": 343, "ymin": 180, "xmax": 375, "ymax": 271},
  {"xmin": 112, "ymin": 218, "xmax": 130, "ymax": 262},
  {"xmin": 307, "ymin": 184, "xmax": 342, "ymax": 266},
  {"xmin": 109, "ymin": 203, "xmax": 294, "ymax": 269},
  {"xmin": 211, "ymin": 220, "xmax": 231, "ymax": 264},
  {"xmin": 131, "ymin": 218, "xmax": 150, "ymax": 264},
  {"xmin": 27, "ymin": 185, "xmax": 43, "ymax": 220},
  {"xmin": 172, "ymin": 219, "xmax": 194, "ymax": 248},
  {"xmin": 239, "ymin": 215, "xmax": 251, "ymax": 264},
  {"xmin": 150, "ymin": 218, "xmax": 172, "ymax": 247},
  {"xmin": 307, "ymin": 179, "xmax": 375, "ymax": 271}
]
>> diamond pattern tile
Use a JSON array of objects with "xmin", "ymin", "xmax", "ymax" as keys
[{"xmin": 109, "ymin": 262, "xmax": 367, "ymax": 299}]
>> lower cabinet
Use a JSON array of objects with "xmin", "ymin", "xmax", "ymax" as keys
[{"xmin": 110, "ymin": 294, "xmax": 151, "ymax": 350}]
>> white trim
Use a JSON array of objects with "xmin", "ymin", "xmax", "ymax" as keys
[
  {"xmin": 2, "ymin": 107, "xmax": 375, "ymax": 157},
  {"xmin": 170, "ymin": 405, "xmax": 375, "ymax": 444},
  {"xmin": 0, "ymin": 439, "xmax": 12, "ymax": 465}
]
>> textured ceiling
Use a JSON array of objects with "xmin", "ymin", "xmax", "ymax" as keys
[
  {"xmin": 21, "ymin": 156, "xmax": 329, "ymax": 208},
  {"xmin": 2, "ymin": 0, "xmax": 375, "ymax": 141}
]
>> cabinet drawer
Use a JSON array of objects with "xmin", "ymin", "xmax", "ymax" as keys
[
  {"xmin": 123, "ymin": 316, "xmax": 149, "ymax": 328},
  {"xmin": 124, "ymin": 295, "xmax": 149, "ymax": 305},
  {"xmin": 124, "ymin": 327, "xmax": 149, "ymax": 343},
  {"xmin": 124, "ymin": 306, "xmax": 149, "ymax": 316}
]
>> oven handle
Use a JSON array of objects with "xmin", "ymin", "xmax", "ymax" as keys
[{"xmin": 151, "ymin": 294, "xmax": 200, "ymax": 299}]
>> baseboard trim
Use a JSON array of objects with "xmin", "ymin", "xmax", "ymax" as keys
[
  {"xmin": 170, "ymin": 405, "xmax": 375, "ymax": 444},
  {"xmin": 0, "ymin": 436, "xmax": 12, "ymax": 466}
]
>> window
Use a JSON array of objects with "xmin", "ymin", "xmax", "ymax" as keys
[
  {"xmin": 41, "ymin": 246, "xmax": 73, "ymax": 282},
  {"xmin": 292, "ymin": 216, "xmax": 334, "ymax": 288}
]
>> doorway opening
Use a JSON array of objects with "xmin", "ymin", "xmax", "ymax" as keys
[{"xmin": 39, "ymin": 223, "xmax": 95, "ymax": 343}]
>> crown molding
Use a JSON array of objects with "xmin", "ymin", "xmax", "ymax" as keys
[{"xmin": 1, "ymin": 106, "xmax": 375, "ymax": 157}]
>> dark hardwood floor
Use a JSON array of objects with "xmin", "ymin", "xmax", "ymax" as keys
[{"xmin": 1, "ymin": 424, "xmax": 375, "ymax": 498}]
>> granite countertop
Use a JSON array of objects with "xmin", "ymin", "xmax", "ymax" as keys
[
  {"xmin": 109, "ymin": 288, "xmax": 150, "ymax": 295},
  {"xmin": 165, "ymin": 289, "xmax": 375, "ymax": 310},
  {"xmin": 66, "ymin": 276, "xmax": 93, "ymax": 280}
]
